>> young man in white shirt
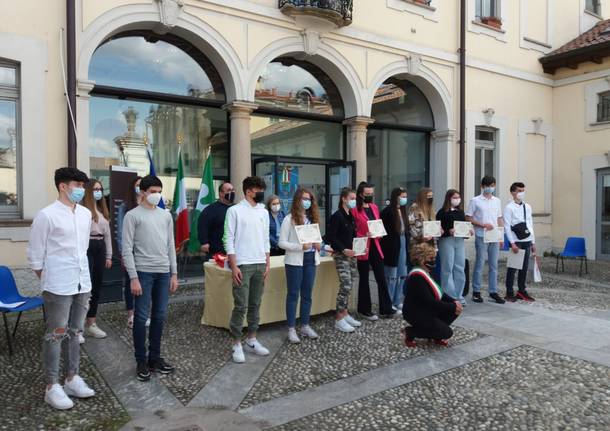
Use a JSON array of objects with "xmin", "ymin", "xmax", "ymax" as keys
[
  {"xmin": 503, "ymin": 182, "xmax": 536, "ymax": 302},
  {"xmin": 224, "ymin": 176, "xmax": 271, "ymax": 363},
  {"xmin": 466, "ymin": 176, "xmax": 506, "ymax": 304},
  {"xmin": 28, "ymin": 167, "xmax": 96, "ymax": 410}
]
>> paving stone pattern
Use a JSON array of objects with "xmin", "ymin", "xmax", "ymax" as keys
[
  {"xmin": 272, "ymin": 346, "xmax": 610, "ymax": 431},
  {"xmin": 240, "ymin": 314, "xmax": 480, "ymax": 409},
  {"xmin": 0, "ymin": 320, "xmax": 129, "ymax": 431},
  {"xmin": 101, "ymin": 300, "xmax": 231, "ymax": 404}
]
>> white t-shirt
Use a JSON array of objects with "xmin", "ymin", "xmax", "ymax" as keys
[
  {"xmin": 223, "ymin": 199, "xmax": 270, "ymax": 266},
  {"xmin": 466, "ymin": 194, "xmax": 502, "ymax": 237}
]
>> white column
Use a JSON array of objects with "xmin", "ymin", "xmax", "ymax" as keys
[
  {"xmin": 76, "ymin": 79, "xmax": 95, "ymax": 175},
  {"xmin": 343, "ymin": 116, "xmax": 375, "ymax": 183},
  {"xmin": 430, "ymin": 129, "xmax": 456, "ymax": 195},
  {"xmin": 222, "ymin": 101, "xmax": 258, "ymax": 200}
]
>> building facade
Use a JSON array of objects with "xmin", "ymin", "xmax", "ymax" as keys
[{"xmin": 0, "ymin": 0, "xmax": 609, "ymax": 267}]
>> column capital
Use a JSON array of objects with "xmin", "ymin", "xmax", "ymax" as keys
[
  {"xmin": 77, "ymin": 79, "xmax": 96, "ymax": 99},
  {"xmin": 431, "ymin": 129, "xmax": 456, "ymax": 141},
  {"xmin": 343, "ymin": 116, "xmax": 375, "ymax": 129},
  {"xmin": 222, "ymin": 100, "xmax": 259, "ymax": 117}
]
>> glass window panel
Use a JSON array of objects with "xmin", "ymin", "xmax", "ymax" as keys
[
  {"xmin": 89, "ymin": 36, "xmax": 225, "ymax": 100},
  {"xmin": 0, "ymin": 100, "xmax": 18, "ymax": 213},
  {"xmin": 602, "ymin": 174, "xmax": 610, "ymax": 222},
  {"xmin": 475, "ymin": 147, "xmax": 482, "ymax": 195},
  {"xmin": 475, "ymin": 129, "xmax": 495, "ymax": 142},
  {"xmin": 0, "ymin": 66, "xmax": 17, "ymax": 87},
  {"xmin": 251, "ymin": 115, "xmax": 343, "ymax": 159},
  {"xmin": 586, "ymin": 0, "xmax": 600, "ymax": 14},
  {"xmin": 372, "ymin": 78, "xmax": 434, "ymax": 128},
  {"xmin": 602, "ymin": 225, "xmax": 610, "ymax": 255},
  {"xmin": 255, "ymin": 58, "xmax": 344, "ymax": 116},
  {"xmin": 89, "ymin": 96, "xmax": 228, "ymax": 208},
  {"xmin": 484, "ymin": 148, "xmax": 495, "ymax": 178}
]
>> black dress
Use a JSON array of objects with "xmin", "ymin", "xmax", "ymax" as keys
[{"xmin": 402, "ymin": 269, "xmax": 458, "ymax": 340}]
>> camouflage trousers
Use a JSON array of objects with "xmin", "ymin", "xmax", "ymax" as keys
[{"xmin": 333, "ymin": 254, "xmax": 358, "ymax": 312}]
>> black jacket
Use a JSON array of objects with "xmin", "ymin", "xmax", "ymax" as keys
[
  {"xmin": 402, "ymin": 271, "xmax": 456, "ymax": 323},
  {"xmin": 436, "ymin": 208, "xmax": 466, "ymax": 238},
  {"xmin": 326, "ymin": 208, "xmax": 356, "ymax": 253},
  {"xmin": 197, "ymin": 201, "xmax": 231, "ymax": 255},
  {"xmin": 380, "ymin": 205, "xmax": 409, "ymax": 267}
]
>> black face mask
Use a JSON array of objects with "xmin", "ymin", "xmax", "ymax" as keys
[
  {"xmin": 363, "ymin": 195, "xmax": 374, "ymax": 204},
  {"xmin": 224, "ymin": 192, "xmax": 235, "ymax": 203},
  {"xmin": 424, "ymin": 260, "xmax": 436, "ymax": 271},
  {"xmin": 427, "ymin": 197, "xmax": 434, "ymax": 205},
  {"xmin": 254, "ymin": 191, "xmax": 265, "ymax": 203}
]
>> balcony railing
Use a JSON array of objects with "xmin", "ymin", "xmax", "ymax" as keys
[{"xmin": 279, "ymin": 0, "xmax": 353, "ymax": 27}]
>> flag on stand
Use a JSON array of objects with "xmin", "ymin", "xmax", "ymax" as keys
[
  {"xmin": 172, "ymin": 147, "xmax": 189, "ymax": 251},
  {"xmin": 146, "ymin": 143, "xmax": 165, "ymax": 209},
  {"xmin": 188, "ymin": 149, "xmax": 215, "ymax": 253}
]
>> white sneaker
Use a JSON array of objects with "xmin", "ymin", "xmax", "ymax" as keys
[
  {"xmin": 85, "ymin": 323, "xmax": 107, "ymax": 339},
  {"xmin": 245, "ymin": 338, "xmax": 270, "ymax": 356},
  {"xmin": 300, "ymin": 325, "xmax": 319, "ymax": 339},
  {"xmin": 232, "ymin": 343, "xmax": 245, "ymax": 363},
  {"xmin": 393, "ymin": 309, "xmax": 402, "ymax": 317},
  {"xmin": 145, "ymin": 318, "xmax": 151, "ymax": 327},
  {"xmin": 45, "ymin": 384, "xmax": 74, "ymax": 410},
  {"xmin": 344, "ymin": 314, "xmax": 362, "ymax": 328},
  {"xmin": 335, "ymin": 318, "xmax": 355, "ymax": 333},
  {"xmin": 78, "ymin": 333, "xmax": 85, "ymax": 344},
  {"xmin": 287, "ymin": 328, "xmax": 301, "ymax": 344},
  {"xmin": 397, "ymin": 303, "xmax": 403, "ymax": 310},
  {"xmin": 362, "ymin": 313, "xmax": 379, "ymax": 322},
  {"xmin": 63, "ymin": 375, "xmax": 95, "ymax": 398}
]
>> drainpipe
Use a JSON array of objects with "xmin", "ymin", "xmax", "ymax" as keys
[
  {"xmin": 66, "ymin": 0, "xmax": 77, "ymax": 168},
  {"xmin": 459, "ymin": 0, "xmax": 466, "ymax": 196}
]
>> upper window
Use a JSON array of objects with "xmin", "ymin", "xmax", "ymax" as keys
[
  {"xmin": 585, "ymin": 0, "xmax": 601, "ymax": 15},
  {"xmin": 89, "ymin": 34, "xmax": 225, "ymax": 101},
  {"xmin": 476, "ymin": 0, "xmax": 500, "ymax": 18},
  {"xmin": 0, "ymin": 61, "xmax": 20, "ymax": 218},
  {"xmin": 371, "ymin": 78, "xmax": 434, "ymax": 129},
  {"xmin": 474, "ymin": 127, "xmax": 496, "ymax": 195},
  {"xmin": 598, "ymin": 91, "xmax": 610, "ymax": 123},
  {"xmin": 255, "ymin": 58, "xmax": 344, "ymax": 117}
]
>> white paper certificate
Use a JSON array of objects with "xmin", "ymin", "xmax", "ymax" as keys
[
  {"xmin": 507, "ymin": 249, "xmax": 526, "ymax": 270},
  {"xmin": 453, "ymin": 221, "xmax": 473, "ymax": 238},
  {"xmin": 294, "ymin": 223, "xmax": 322, "ymax": 244},
  {"xmin": 484, "ymin": 227, "xmax": 504, "ymax": 243},
  {"xmin": 353, "ymin": 237, "xmax": 367, "ymax": 256},
  {"xmin": 367, "ymin": 220, "xmax": 387, "ymax": 238},
  {"xmin": 423, "ymin": 221, "xmax": 442, "ymax": 238}
]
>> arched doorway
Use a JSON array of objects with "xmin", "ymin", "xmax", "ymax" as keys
[
  {"xmin": 251, "ymin": 57, "xmax": 355, "ymax": 232},
  {"xmin": 367, "ymin": 77, "xmax": 434, "ymax": 205}
]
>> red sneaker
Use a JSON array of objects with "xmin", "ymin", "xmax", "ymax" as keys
[
  {"xmin": 433, "ymin": 339, "xmax": 449, "ymax": 347},
  {"xmin": 516, "ymin": 291, "xmax": 535, "ymax": 302},
  {"xmin": 401, "ymin": 327, "xmax": 417, "ymax": 348}
]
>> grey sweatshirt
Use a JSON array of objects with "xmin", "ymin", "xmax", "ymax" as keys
[{"xmin": 121, "ymin": 205, "xmax": 178, "ymax": 279}]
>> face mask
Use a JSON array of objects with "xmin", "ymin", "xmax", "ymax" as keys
[
  {"xmin": 424, "ymin": 260, "xmax": 436, "ymax": 271},
  {"xmin": 93, "ymin": 190, "xmax": 103, "ymax": 201},
  {"xmin": 254, "ymin": 191, "xmax": 265, "ymax": 204},
  {"xmin": 146, "ymin": 192, "xmax": 162, "ymax": 206},
  {"xmin": 516, "ymin": 192, "xmax": 525, "ymax": 201},
  {"xmin": 363, "ymin": 195, "xmax": 374, "ymax": 204},
  {"xmin": 347, "ymin": 199, "xmax": 357, "ymax": 209},
  {"xmin": 302, "ymin": 199, "xmax": 312, "ymax": 210},
  {"xmin": 451, "ymin": 198, "xmax": 461, "ymax": 207},
  {"xmin": 68, "ymin": 186, "xmax": 85, "ymax": 203},
  {"xmin": 271, "ymin": 204, "xmax": 281, "ymax": 213},
  {"xmin": 224, "ymin": 191, "xmax": 235, "ymax": 203},
  {"xmin": 483, "ymin": 187, "xmax": 495, "ymax": 195},
  {"xmin": 399, "ymin": 197, "xmax": 408, "ymax": 207},
  {"xmin": 135, "ymin": 186, "xmax": 140, "ymax": 195},
  {"xmin": 427, "ymin": 197, "xmax": 434, "ymax": 205}
]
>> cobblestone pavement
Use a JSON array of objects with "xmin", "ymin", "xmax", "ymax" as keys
[
  {"xmin": 239, "ymin": 315, "xmax": 480, "ymax": 409},
  {"xmin": 101, "ymin": 300, "xmax": 231, "ymax": 405},
  {"xmin": 271, "ymin": 345, "xmax": 610, "ymax": 431},
  {"xmin": 0, "ymin": 320, "xmax": 129, "ymax": 431}
]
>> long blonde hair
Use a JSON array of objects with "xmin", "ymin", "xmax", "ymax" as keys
[
  {"xmin": 414, "ymin": 187, "xmax": 433, "ymax": 221},
  {"xmin": 82, "ymin": 180, "xmax": 109, "ymax": 223}
]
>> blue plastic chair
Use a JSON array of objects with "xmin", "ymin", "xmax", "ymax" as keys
[
  {"xmin": 0, "ymin": 266, "xmax": 44, "ymax": 355},
  {"xmin": 501, "ymin": 234, "xmax": 510, "ymax": 251},
  {"xmin": 556, "ymin": 237, "xmax": 588, "ymax": 276}
]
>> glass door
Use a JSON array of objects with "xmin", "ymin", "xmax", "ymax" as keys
[
  {"xmin": 326, "ymin": 162, "xmax": 355, "ymax": 229},
  {"xmin": 597, "ymin": 169, "xmax": 610, "ymax": 260}
]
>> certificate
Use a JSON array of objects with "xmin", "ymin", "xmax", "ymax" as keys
[
  {"xmin": 507, "ymin": 249, "xmax": 526, "ymax": 270},
  {"xmin": 453, "ymin": 221, "xmax": 473, "ymax": 238},
  {"xmin": 367, "ymin": 220, "xmax": 387, "ymax": 238},
  {"xmin": 484, "ymin": 227, "xmax": 504, "ymax": 243},
  {"xmin": 353, "ymin": 237, "xmax": 368, "ymax": 256},
  {"xmin": 294, "ymin": 223, "xmax": 322, "ymax": 244},
  {"xmin": 423, "ymin": 221, "xmax": 442, "ymax": 238}
]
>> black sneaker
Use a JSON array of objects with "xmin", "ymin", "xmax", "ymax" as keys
[
  {"xmin": 490, "ymin": 293, "xmax": 506, "ymax": 304},
  {"xmin": 504, "ymin": 293, "xmax": 517, "ymax": 303},
  {"xmin": 472, "ymin": 292, "xmax": 483, "ymax": 303},
  {"xmin": 136, "ymin": 361, "xmax": 151, "ymax": 382},
  {"xmin": 148, "ymin": 357, "xmax": 175, "ymax": 375}
]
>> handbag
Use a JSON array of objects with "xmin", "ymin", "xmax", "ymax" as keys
[{"xmin": 511, "ymin": 204, "xmax": 530, "ymax": 240}]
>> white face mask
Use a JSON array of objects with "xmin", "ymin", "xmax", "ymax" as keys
[
  {"xmin": 146, "ymin": 192, "xmax": 162, "ymax": 206},
  {"xmin": 271, "ymin": 204, "xmax": 281, "ymax": 213},
  {"xmin": 516, "ymin": 192, "xmax": 526, "ymax": 201},
  {"xmin": 451, "ymin": 198, "xmax": 461, "ymax": 207}
]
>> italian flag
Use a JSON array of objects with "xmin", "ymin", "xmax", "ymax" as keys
[
  {"xmin": 187, "ymin": 149, "xmax": 215, "ymax": 253},
  {"xmin": 173, "ymin": 147, "xmax": 189, "ymax": 251}
]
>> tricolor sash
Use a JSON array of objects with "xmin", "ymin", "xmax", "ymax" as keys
[{"xmin": 409, "ymin": 268, "xmax": 443, "ymax": 300}]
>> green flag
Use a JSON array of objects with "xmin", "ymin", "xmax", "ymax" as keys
[{"xmin": 188, "ymin": 150, "xmax": 215, "ymax": 253}]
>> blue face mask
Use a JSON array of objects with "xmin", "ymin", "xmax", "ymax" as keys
[
  {"xmin": 93, "ymin": 190, "xmax": 103, "ymax": 201},
  {"xmin": 302, "ymin": 199, "xmax": 312, "ymax": 210},
  {"xmin": 135, "ymin": 186, "xmax": 140, "ymax": 195},
  {"xmin": 68, "ymin": 187, "xmax": 85, "ymax": 203},
  {"xmin": 399, "ymin": 197, "xmax": 408, "ymax": 206},
  {"xmin": 483, "ymin": 187, "xmax": 495, "ymax": 195},
  {"xmin": 347, "ymin": 199, "xmax": 357, "ymax": 209}
]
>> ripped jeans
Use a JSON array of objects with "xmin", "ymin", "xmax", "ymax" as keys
[{"xmin": 42, "ymin": 291, "xmax": 90, "ymax": 385}]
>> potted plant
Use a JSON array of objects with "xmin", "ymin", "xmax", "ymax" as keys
[{"xmin": 481, "ymin": 15, "xmax": 502, "ymax": 29}]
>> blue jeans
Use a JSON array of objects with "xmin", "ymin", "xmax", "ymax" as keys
[
  {"xmin": 133, "ymin": 271, "xmax": 170, "ymax": 362},
  {"xmin": 285, "ymin": 252, "xmax": 317, "ymax": 328},
  {"xmin": 473, "ymin": 235, "xmax": 499, "ymax": 294},
  {"xmin": 384, "ymin": 235, "xmax": 408, "ymax": 308},
  {"xmin": 438, "ymin": 236, "xmax": 466, "ymax": 301}
]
